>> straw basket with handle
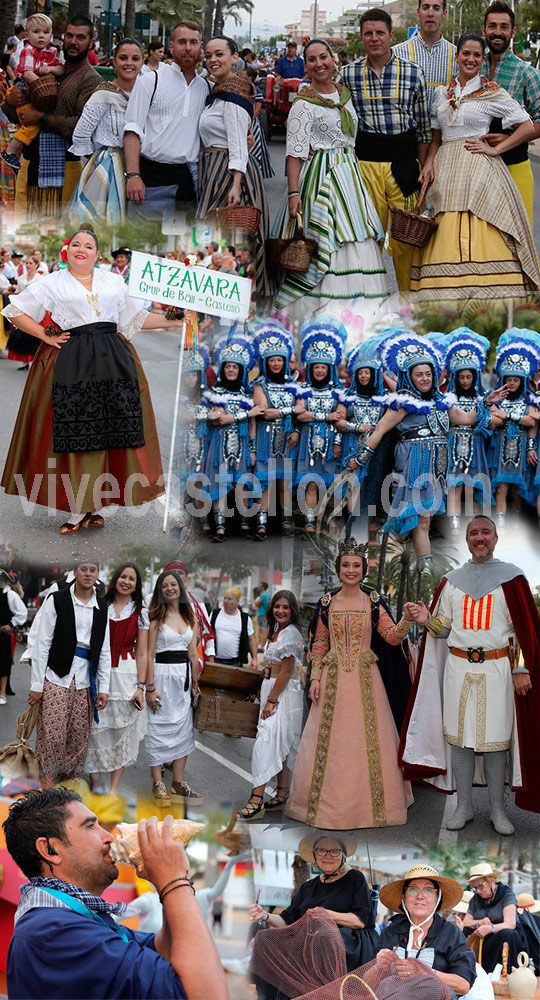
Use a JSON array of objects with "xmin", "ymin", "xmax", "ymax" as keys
[
  {"xmin": 279, "ymin": 213, "xmax": 318, "ymax": 272},
  {"xmin": 226, "ymin": 204, "xmax": 261, "ymax": 235},
  {"xmin": 390, "ymin": 179, "xmax": 437, "ymax": 248},
  {"xmin": 28, "ymin": 74, "xmax": 58, "ymax": 112}
]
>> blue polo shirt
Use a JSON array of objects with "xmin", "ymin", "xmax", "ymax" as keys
[
  {"xmin": 275, "ymin": 54, "xmax": 305, "ymax": 78},
  {"xmin": 8, "ymin": 907, "xmax": 188, "ymax": 999},
  {"xmin": 256, "ymin": 591, "xmax": 270, "ymax": 619}
]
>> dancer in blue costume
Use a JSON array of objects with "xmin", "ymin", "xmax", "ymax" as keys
[
  {"xmin": 356, "ymin": 331, "xmax": 501, "ymax": 572},
  {"xmin": 202, "ymin": 334, "xmax": 262, "ymax": 542},
  {"xmin": 294, "ymin": 316, "xmax": 347, "ymax": 533},
  {"xmin": 444, "ymin": 328, "xmax": 493, "ymax": 534},
  {"xmin": 252, "ymin": 320, "xmax": 299, "ymax": 540},
  {"xmin": 334, "ymin": 337, "xmax": 390, "ymax": 530},
  {"xmin": 488, "ymin": 334, "xmax": 540, "ymax": 531},
  {"xmin": 174, "ymin": 347, "xmax": 211, "ymax": 532}
]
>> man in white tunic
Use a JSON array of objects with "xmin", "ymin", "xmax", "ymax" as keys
[{"xmin": 403, "ymin": 515, "xmax": 538, "ymax": 836}]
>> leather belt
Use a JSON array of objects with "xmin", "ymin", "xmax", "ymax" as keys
[
  {"xmin": 449, "ymin": 646, "xmax": 510, "ymax": 664},
  {"xmin": 264, "ymin": 666, "xmax": 281, "ymax": 679}
]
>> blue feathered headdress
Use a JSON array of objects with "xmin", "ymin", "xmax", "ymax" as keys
[
  {"xmin": 445, "ymin": 331, "xmax": 489, "ymax": 393},
  {"xmin": 300, "ymin": 315, "xmax": 346, "ymax": 383},
  {"xmin": 380, "ymin": 330, "xmax": 442, "ymax": 394},
  {"xmin": 347, "ymin": 337, "xmax": 384, "ymax": 395},
  {"xmin": 214, "ymin": 332, "xmax": 255, "ymax": 388},
  {"xmin": 183, "ymin": 346, "xmax": 210, "ymax": 389},
  {"xmin": 495, "ymin": 336, "xmax": 540, "ymax": 385},
  {"xmin": 253, "ymin": 319, "xmax": 294, "ymax": 376}
]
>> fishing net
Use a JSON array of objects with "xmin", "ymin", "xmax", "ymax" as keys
[{"xmin": 297, "ymin": 957, "xmax": 451, "ymax": 1000}]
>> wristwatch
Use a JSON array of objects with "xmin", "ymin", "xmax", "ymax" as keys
[{"xmin": 125, "ymin": 172, "xmax": 141, "ymax": 179}]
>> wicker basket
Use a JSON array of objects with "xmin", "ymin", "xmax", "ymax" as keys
[
  {"xmin": 279, "ymin": 213, "xmax": 318, "ymax": 272},
  {"xmin": 28, "ymin": 74, "xmax": 58, "ymax": 112},
  {"xmin": 390, "ymin": 180, "xmax": 437, "ymax": 248},
  {"xmin": 226, "ymin": 204, "xmax": 261, "ymax": 235}
]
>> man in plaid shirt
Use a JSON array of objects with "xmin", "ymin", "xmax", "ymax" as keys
[
  {"xmin": 341, "ymin": 7, "xmax": 431, "ymax": 292},
  {"xmin": 393, "ymin": 0, "xmax": 457, "ymax": 113},
  {"xmin": 482, "ymin": 0, "xmax": 540, "ymax": 225}
]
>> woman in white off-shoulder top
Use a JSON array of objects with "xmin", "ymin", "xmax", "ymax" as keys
[
  {"xmin": 240, "ymin": 591, "xmax": 304, "ymax": 821},
  {"xmin": 411, "ymin": 31, "xmax": 540, "ymax": 299},
  {"xmin": 1, "ymin": 228, "xmax": 182, "ymax": 533}
]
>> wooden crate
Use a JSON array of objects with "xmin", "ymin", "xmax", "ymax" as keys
[
  {"xmin": 194, "ymin": 686, "xmax": 260, "ymax": 738},
  {"xmin": 200, "ymin": 661, "xmax": 262, "ymax": 694}
]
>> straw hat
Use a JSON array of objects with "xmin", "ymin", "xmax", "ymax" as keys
[
  {"xmin": 467, "ymin": 863, "xmax": 501, "ymax": 883},
  {"xmin": 517, "ymin": 893, "xmax": 540, "ymax": 914},
  {"xmin": 297, "ymin": 831, "xmax": 357, "ymax": 865},
  {"xmin": 453, "ymin": 890, "xmax": 473, "ymax": 914},
  {"xmin": 379, "ymin": 864, "xmax": 463, "ymax": 912}
]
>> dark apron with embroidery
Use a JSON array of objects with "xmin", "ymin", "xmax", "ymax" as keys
[{"xmin": 51, "ymin": 322, "xmax": 145, "ymax": 453}]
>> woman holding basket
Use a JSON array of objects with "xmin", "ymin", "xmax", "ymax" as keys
[{"xmin": 272, "ymin": 38, "xmax": 388, "ymax": 324}]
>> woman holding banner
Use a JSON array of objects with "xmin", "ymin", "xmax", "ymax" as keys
[{"xmin": 1, "ymin": 227, "xmax": 182, "ymax": 534}]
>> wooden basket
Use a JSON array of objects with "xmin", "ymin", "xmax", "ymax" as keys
[
  {"xmin": 390, "ymin": 180, "xmax": 437, "ymax": 248},
  {"xmin": 194, "ymin": 687, "xmax": 260, "ymax": 738},
  {"xmin": 226, "ymin": 204, "xmax": 261, "ymax": 235},
  {"xmin": 28, "ymin": 74, "xmax": 58, "ymax": 112}
]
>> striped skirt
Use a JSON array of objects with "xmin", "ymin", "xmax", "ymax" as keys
[
  {"xmin": 65, "ymin": 146, "xmax": 126, "ymax": 227},
  {"xmin": 273, "ymin": 147, "xmax": 389, "ymax": 313},
  {"xmin": 197, "ymin": 147, "xmax": 272, "ymax": 296}
]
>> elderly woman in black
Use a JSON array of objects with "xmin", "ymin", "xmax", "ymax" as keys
[
  {"xmin": 462, "ymin": 863, "xmax": 527, "ymax": 975},
  {"xmin": 375, "ymin": 864, "xmax": 476, "ymax": 999},
  {"xmin": 249, "ymin": 832, "xmax": 377, "ymax": 999}
]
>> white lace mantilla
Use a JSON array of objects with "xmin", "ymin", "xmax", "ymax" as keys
[{"xmin": 286, "ymin": 92, "xmax": 357, "ymax": 159}]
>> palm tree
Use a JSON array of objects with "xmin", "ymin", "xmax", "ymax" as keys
[
  {"xmin": 124, "ymin": 0, "xmax": 136, "ymax": 37},
  {"xmin": 213, "ymin": 0, "xmax": 253, "ymax": 34},
  {"xmin": 0, "ymin": 0, "xmax": 17, "ymax": 57},
  {"xmin": 203, "ymin": 0, "xmax": 215, "ymax": 43},
  {"xmin": 145, "ymin": 0, "xmax": 201, "ymax": 31}
]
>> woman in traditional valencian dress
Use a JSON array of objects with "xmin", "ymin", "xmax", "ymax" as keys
[
  {"xmin": 173, "ymin": 347, "xmax": 211, "ymax": 532},
  {"xmin": 273, "ymin": 38, "xmax": 388, "ymax": 323},
  {"xmin": 411, "ymin": 32, "xmax": 540, "ymax": 299},
  {"xmin": 86, "ymin": 562, "xmax": 148, "ymax": 795},
  {"xmin": 252, "ymin": 320, "xmax": 299, "ymax": 539},
  {"xmin": 202, "ymin": 334, "xmax": 263, "ymax": 541},
  {"xmin": 67, "ymin": 39, "xmax": 144, "ymax": 224},
  {"xmin": 1, "ymin": 228, "xmax": 182, "ymax": 533},
  {"xmin": 197, "ymin": 35, "xmax": 270, "ymax": 295},
  {"xmin": 293, "ymin": 317, "xmax": 346, "ymax": 533},
  {"xmin": 444, "ymin": 328, "xmax": 493, "ymax": 534},
  {"xmin": 286, "ymin": 540, "xmax": 414, "ymax": 830}
]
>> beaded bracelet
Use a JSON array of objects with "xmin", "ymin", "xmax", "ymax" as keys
[{"xmin": 160, "ymin": 879, "xmax": 195, "ymax": 903}]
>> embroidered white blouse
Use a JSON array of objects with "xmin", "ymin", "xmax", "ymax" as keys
[
  {"xmin": 286, "ymin": 90, "xmax": 357, "ymax": 159},
  {"xmin": 264, "ymin": 624, "xmax": 304, "ymax": 668},
  {"xmin": 199, "ymin": 99, "xmax": 251, "ymax": 173},
  {"xmin": 69, "ymin": 88, "xmax": 129, "ymax": 156},
  {"xmin": 2, "ymin": 268, "xmax": 148, "ymax": 341},
  {"xmin": 431, "ymin": 75, "xmax": 530, "ymax": 140}
]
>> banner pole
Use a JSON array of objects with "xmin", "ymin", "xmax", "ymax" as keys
[{"xmin": 162, "ymin": 320, "xmax": 186, "ymax": 532}]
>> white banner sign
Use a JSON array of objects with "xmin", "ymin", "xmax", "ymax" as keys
[{"xmin": 128, "ymin": 250, "xmax": 252, "ymax": 320}]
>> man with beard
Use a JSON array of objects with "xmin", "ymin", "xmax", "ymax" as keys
[
  {"xmin": 123, "ymin": 21, "xmax": 209, "ymax": 220},
  {"xmin": 13, "ymin": 17, "xmax": 100, "ymax": 220},
  {"xmin": 400, "ymin": 515, "xmax": 540, "ymax": 836},
  {"xmin": 393, "ymin": 0, "xmax": 457, "ymax": 113},
  {"xmin": 4, "ymin": 789, "xmax": 226, "ymax": 999},
  {"xmin": 481, "ymin": 0, "xmax": 540, "ymax": 226}
]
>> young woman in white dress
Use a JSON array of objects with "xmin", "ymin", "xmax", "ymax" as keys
[
  {"xmin": 240, "ymin": 590, "xmax": 304, "ymax": 820},
  {"xmin": 86, "ymin": 562, "xmax": 148, "ymax": 795},
  {"xmin": 145, "ymin": 569, "xmax": 202, "ymax": 806}
]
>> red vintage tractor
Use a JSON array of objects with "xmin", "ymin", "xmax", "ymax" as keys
[{"xmin": 262, "ymin": 73, "xmax": 302, "ymax": 140}]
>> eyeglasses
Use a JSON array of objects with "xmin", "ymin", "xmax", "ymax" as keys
[
  {"xmin": 405, "ymin": 887, "xmax": 438, "ymax": 897},
  {"xmin": 472, "ymin": 881, "xmax": 491, "ymax": 891},
  {"xmin": 314, "ymin": 848, "xmax": 342, "ymax": 858}
]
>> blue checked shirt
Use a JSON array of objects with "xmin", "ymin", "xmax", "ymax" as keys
[
  {"xmin": 481, "ymin": 49, "xmax": 540, "ymax": 122},
  {"xmin": 341, "ymin": 55, "xmax": 431, "ymax": 144},
  {"xmin": 393, "ymin": 32, "xmax": 457, "ymax": 112}
]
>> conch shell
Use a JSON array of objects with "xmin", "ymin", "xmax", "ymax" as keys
[
  {"xmin": 110, "ymin": 820, "xmax": 206, "ymax": 872},
  {"xmin": 216, "ymin": 811, "xmax": 251, "ymax": 856}
]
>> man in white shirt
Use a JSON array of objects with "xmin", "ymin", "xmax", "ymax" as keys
[
  {"xmin": 209, "ymin": 588, "xmax": 257, "ymax": 667},
  {"xmin": 123, "ymin": 21, "xmax": 209, "ymax": 221},
  {"xmin": 29, "ymin": 559, "xmax": 111, "ymax": 786},
  {"xmin": 0, "ymin": 570, "xmax": 27, "ymax": 705}
]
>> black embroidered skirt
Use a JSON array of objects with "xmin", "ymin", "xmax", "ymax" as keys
[{"xmin": 51, "ymin": 322, "xmax": 145, "ymax": 453}]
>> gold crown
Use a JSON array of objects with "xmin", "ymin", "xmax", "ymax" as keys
[{"xmin": 338, "ymin": 538, "xmax": 368, "ymax": 558}]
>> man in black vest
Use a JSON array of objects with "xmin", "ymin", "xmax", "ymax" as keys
[
  {"xmin": 29, "ymin": 559, "xmax": 111, "ymax": 785},
  {"xmin": 209, "ymin": 587, "xmax": 258, "ymax": 667}
]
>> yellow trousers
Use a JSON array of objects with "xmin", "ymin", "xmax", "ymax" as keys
[
  {"xmin": 14, "ymin": 103, "xmax": 40, "ymax": 145},
  {"xmin": 508, "ymin": 160, "xmax": 534, "ymax": 228},
  {"xmin": 15, "ymin": 156, "xmax": 82, "ymax": 223},
  {"xmin": 358, "ymin": 159, "xmax": 414, "ymax": 292}
]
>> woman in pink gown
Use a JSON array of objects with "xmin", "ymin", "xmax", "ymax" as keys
[{"xmin": 286, "ymin": 539, "xmax": 414, "ymax": 830}]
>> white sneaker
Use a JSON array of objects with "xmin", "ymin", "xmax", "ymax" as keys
[{"xmin": 0, "ymin": 696, "xmax": 7, "ymax": 705}]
